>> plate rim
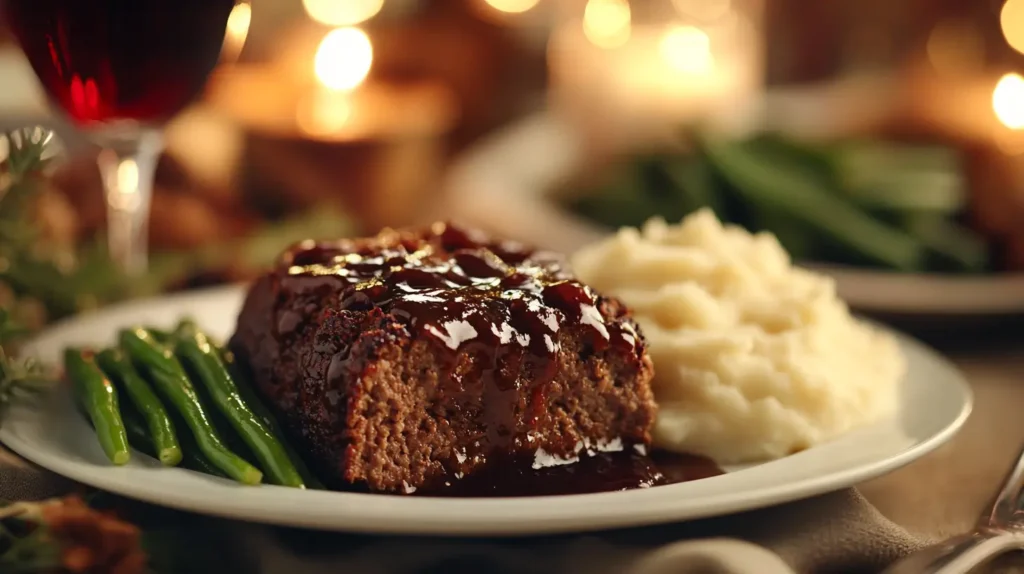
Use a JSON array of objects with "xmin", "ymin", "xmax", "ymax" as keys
[{"xmin": 0, "ymin": 285, "xmax": 974, "ymax": 536}]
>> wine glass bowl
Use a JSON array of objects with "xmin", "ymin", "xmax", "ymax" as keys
[{"xmin": 1, "ymin": 0, "xmax": 250, "ymax": 273}]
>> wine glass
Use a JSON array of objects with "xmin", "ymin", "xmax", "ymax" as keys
[{"xmin": 1, "ymin": 0, "xmax": 250, "ymax": 274}]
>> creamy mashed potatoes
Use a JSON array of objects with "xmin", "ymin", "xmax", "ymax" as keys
[{"xmin": 571, "ymin": 209, "xmax": 904, "ymax": 463}]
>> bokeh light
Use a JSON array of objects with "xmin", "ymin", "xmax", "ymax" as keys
[
  {"xmin": 483, "ymin": 0, "xmax": 540, "ymax": 14},
  {"xmin": 220, "ymin": 2, "xmax": 252, "ymax": 61},
  {"xmin": 314, "ymin": 27, "xmax": 373, "ymax": 91},
  {"xmin": 583, "ymin": 0, "xmax": 631, "ymax": 49},
  {"xmin": 993, "ymin": 73, "xmax": 1024, "ymax": 130},
  {"xmin": 1002, "ymin": 0, "xmax": 1024, "ymax": 55},
  {"xmin": 660, "ymin": 26, "xmax": 713, "ymax": 73},
  {"xmin": 303, "ymin": 0, "xmax": 384, "ymax": 26}
]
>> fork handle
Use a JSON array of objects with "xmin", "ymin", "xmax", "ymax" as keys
[{"xmin": 882, "ymin": 530, "xmax": 1024, "ymax": 574}]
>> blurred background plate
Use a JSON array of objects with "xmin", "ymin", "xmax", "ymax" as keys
[
  {"xmin": 808, "ymin": 265, "xmax": 1024, "ymax": 314},
  {"xmin": 443, "ymin": 108, "xmax": 1024, "ymax": 317}
]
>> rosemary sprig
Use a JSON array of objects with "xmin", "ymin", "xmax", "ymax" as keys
[
  {"xmin": 0, "ymin": 307, "xmax": 54, "ymax": 425},
  {"xmin": 0, "ymin": 128, "xmax": 107, "ymax": 322},
  {"xmin": 0, "ymin": 127, "xmax": 61, "ymax": 217},
  {"xmin": 0, "ymin": 129, "xmax": 66, "ymax": 423},
  {"xmin": 0, "ymin": 345, "xmax": 54, "ymax": 424}
]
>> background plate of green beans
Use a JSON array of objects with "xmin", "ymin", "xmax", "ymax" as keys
[{"xmin": 443, "ymin": 113, "xmax": 1024, "ymax": 317}]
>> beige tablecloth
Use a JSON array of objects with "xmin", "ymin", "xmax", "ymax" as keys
[{"xmin": 3, "ymin": 344, "xmax": 1023, "ymax": 574}]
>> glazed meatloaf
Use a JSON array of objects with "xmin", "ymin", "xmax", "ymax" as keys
[{"xmin": 230, "ymin": 222, "xmax": 656, "ymax": 493}]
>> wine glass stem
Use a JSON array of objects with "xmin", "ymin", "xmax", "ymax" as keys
[{"xmin": 95, "ymin": 129, "xmax": 163, "ymax": 275}]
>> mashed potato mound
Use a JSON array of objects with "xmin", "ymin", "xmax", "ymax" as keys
[{"xmin": 571, "ymin": 209, "xmax": 904, "ymax": 463}]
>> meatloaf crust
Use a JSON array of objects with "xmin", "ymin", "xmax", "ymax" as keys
[{"xmin": 230, "ymin": 222, "xmax": 656, "ymax": 493}]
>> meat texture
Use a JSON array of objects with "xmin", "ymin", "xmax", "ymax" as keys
[{"xmin": 230, "ymin": 222, "xmax": 656, "ymax": 493}]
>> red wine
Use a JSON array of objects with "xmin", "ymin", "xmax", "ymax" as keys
[{"xmin": 3, "ymin": 0, "xmax": 241, "ymax": 125}]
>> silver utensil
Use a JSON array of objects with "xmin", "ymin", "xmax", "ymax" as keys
[{"xmin": 883, "ymin": 444, "xmax": 1024, "ymax": 574}]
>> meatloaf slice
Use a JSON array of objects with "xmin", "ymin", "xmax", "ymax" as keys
[{"xmin": 230, "ymin": 222, "xmax": 656, "ymax": 493}]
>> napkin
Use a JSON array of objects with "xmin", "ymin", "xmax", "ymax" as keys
[
  {"xmin": 1, "ymin": 444, "xmax": 924, "ymax": 574},
  {"xmin": 249, "ymin": 488, "xmax": 923, "ymax": 574}
]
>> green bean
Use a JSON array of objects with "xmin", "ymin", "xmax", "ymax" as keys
[
  {"xmin": 221, "ymin": 346, "xmax": 324, "ymax": 489},
  {"xmin": 165, "ymin": 417, "xmax": 227, "ymax": 478},
  {"xmin": 173, "ymin": 321, "xmax": 257, "ymax": 457},
  {"xmin": 144, "ymin": 327, "xmax": 173, "ymax": 345},
  {"xmin": 175, "ymin": 318, "xmax": 320, "ymax": 487},
  {"xmin": 78, "ymin": 396, "xmax": 225, "ymax": 478},
  {"xmin": 64, "ymin": 348, "xmax": 130, "ymax": 465},
  {"xmin": 174, "ymin": 318, "xmax": 199, "ymax": 336},
  {"xmin": 119, "ymin": 327, "xmax": 262, "ymax": 485},
  {"xmin": 173, "ymin": 326, "xmax": 305, "ymax": 489},
  {"xmin": 128, "ymin": 405, "xmax": 225, "ymax": 478},
  {"xmin": 96, "ymin": 348, "xmax": 182, "ymax": 466}
]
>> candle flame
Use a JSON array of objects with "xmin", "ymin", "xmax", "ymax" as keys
[
  {"xmin": 227, "ymin": 3, "xmax": 252, "ymax": 41},
  {"xmin": 994, "ymin": 73, "xmax": 1024, "ymax": 130},
  {"xmin": 484, "ymin": 0, "xmax": 540, "ymax": 14},
  {"xmin": 314, "ymin": 27, "xmax": 373, "ymax": 91},
  {"xmin": 583, "ymin": 0, "xmax": 631, "ymax": 49},
  {"xmin": 661, "ymin": 26, "xmax": 713, "ymax": 73},
  {"xmin": 1002, "ymin": 0, "xmax": 1024, "ymax": 56},
  {"xmin": 221, "ymin": 2, "xmax": 252, "ymax": 62},
  {"xmin": 304, "ymin": 0, "xmax": 383, "ymax": 26},
  {"xmin": 116, "ymin": 160, "xmax": 139, "ymax": 199}
]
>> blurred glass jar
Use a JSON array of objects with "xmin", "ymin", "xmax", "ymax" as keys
[{"xmin": 547, "ymin": 0, "xmax": 764, "ymax": 154}]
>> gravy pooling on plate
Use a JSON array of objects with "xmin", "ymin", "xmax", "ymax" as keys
[{"xmin": 417, "ymin": 449, "xmax": 723, "ymax": 497}]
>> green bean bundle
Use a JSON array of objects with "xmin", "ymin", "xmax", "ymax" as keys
[
  {"xmin": 119, "ymin": 327, "xmax": 262, "ymax": 485},
  {"xmin": 172, "ymin": 323, "xmax": 304, "ymax": 489},
  {"xmin": 96, "ymin": 348, "xmax": 181, "ymax": 466}
]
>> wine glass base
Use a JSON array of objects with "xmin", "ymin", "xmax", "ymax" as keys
[{"xmin": 94, "ymin": 128, "xmax": 164, "ymax": 275}]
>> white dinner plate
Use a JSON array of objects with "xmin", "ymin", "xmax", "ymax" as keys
[
  {"xmin": 0, "ymin": 285, "xmax": 972, "ymax": 536},
  {"xmin": 441, "ymin": 111, "xmax": 1024, "ymax": 316}
]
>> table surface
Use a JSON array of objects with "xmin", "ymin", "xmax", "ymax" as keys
[{"xmin": 861, "ymin": 336, "xmax": 1024, "ymax": 539}]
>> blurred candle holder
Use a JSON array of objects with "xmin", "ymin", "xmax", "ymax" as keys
[
  {"xmin": 547, "ymin": 0, "xmax": 764, "ymax": 155},
  {"xmin": 204, "ymin": 19, "xmax": 458, "ymax": 231}
]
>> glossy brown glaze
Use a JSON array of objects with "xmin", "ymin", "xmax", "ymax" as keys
[
  {"xmin": 418, "ymin": 448, "xmax": 723, "ymax": 498},
  {"xmin": 279, "ymin": 223, "xmax": 638, "ymax": 356},
  {"xmin": 277, "ymin": 222, "xmax": 646, "ymax": 456}
]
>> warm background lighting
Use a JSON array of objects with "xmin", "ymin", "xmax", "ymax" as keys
[
  {"xmin": 1002, "ymin": 0, "xmax": 1024, "ymax": 56},
  {"xmin": 583, "ymin": 0, "xmax": 632, "ymax": 48},
  {"xmin": 220, "ymin": 2, "xmax": 252, "ymax": 61},
  {"xmin": 660, "ymin": 25, "xmax": 713, "ymax": 73},
  {"xmin": 671, "ymin": 0, "xmax": 731, "ymax": 23},
  {"xmin": 483, "ymin": 0, "xmax": 540, "ymax": 14},
  {"xmin": 993, "ymin": 72, "xmax": 1024, "ymax": 130},
  {"xmin": 303, "ymin": 0, "xmax": 384, "ymax": 26},
  {"xmin": 926, "ymin": 19, "xmax": 983, "ymax": 75},
  {"xmin": 314, "ymin": 27, "xmax": 373, "ymax": 90},
  {"xmin": 226, "ymin": 3, "xmax": 252, "ymax": 40},
  {"xmin": 297, "ymin": 90, "xmax": 353, "ymax": 135}
]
